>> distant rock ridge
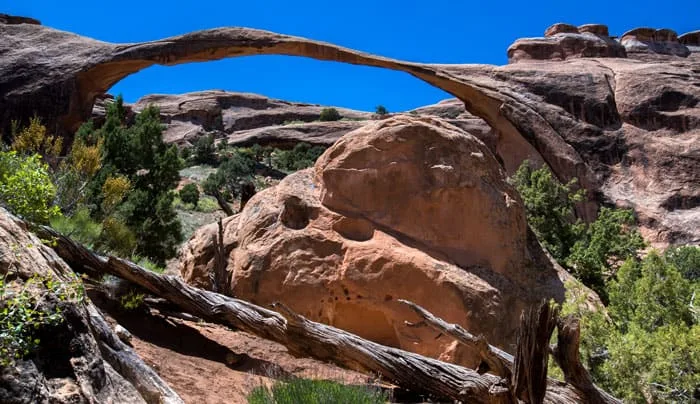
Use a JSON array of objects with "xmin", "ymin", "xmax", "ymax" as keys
[{"xmin": 509, "ymin": 23, "xmax": 698, "ymax": 63}]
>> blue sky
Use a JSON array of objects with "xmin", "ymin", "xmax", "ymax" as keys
[{"xmin": 6, "ymin": 1, "xmax": 698, "ymax": 112}]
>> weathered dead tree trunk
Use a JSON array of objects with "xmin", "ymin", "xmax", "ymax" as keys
[
  {"xmin": 399, "ymin": 299, "xmax": 514, "ymax": 379},
  {"xmin": 210, "ymin": 218, "xmax": 229, "ymax": 294},
  {"xmin": 399, "ymin": 299, "xmax": 621, "ymax": 404},
  {"xmin": 512, "ymin": 302, "xmax": 558, "ymax": 404},
  {"xmin": 85, "ymin": 303, "xmax": 184, "ymax": 404},
  {"xmin": 41, "ymin": 226, "xmax": 620, "ymax": 403},
  {"xmin": 552, "ymin": 317, "xmax": 619, "ymax": 404}
]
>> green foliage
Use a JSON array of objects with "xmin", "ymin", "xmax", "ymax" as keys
[
  {"xmin": 203, "ymin": 151, "xmax": 257, "ymax": 211},
  {"xmin": 375, "ymin": 105, "xmax": 388, "ymax": 115},
  {"xmin": 0, "ymin": 274, "xmax": 85, "ymax": 366},
  {"xmin": 566, "ymin": 208, "xmax": 645, "ymax": 302},
  {"xmin": 0, "ymin": 151, "xmax": 61, "ymax": 224},
  {"xmin": 77, "ymin": 96, "xmax": 183, "ymax": 264},
  {"xmin": 180, "ymin": 146, "xmax": 192, "ymax": 164},
  {"xmin": 194, "ymin": 134, "xmax": 217, "ymax": 165},
  {"xmin": 10, "ymin": 116, "xmax": 63, "ymax": 168},
  {"xmin": 510, "ymin": 161, "xmax": 584, "ymax": 261},
  {"xmin": 274, "ymin": 143, "xmax": 326, "ymax": 171},
  {"xmin": 664, "ymin": 245, "xmax": 700, "ymax": 281},
  {"xmin": 179, "ymin": 183, "xmax": 200, "ymax": 207},
  {"xmin": 511, "ymin": 161, "xmax": 645, "ymax": 301},
  {"xmin": 133, "ymin": 256, "xmax": 165, "ymax": 274},
  {"xmin": 247, "ymin": 379, "xmax": 387, "ymax": 404},
  {"xmin": 319, "ymin": 107, "xmax": 342, "ymax": 122},
  {"xmin": 565, "ymin": 251, "xmax": 699, "ymax": 402},
  {"xmin": 50, "ymin": 207, "xmax": 102, "ymax": 249},
  {"xmin": 119, "ymin": 290, "xmax": 145, "ymax": 311}
]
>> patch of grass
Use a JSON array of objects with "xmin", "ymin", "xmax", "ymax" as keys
[
  {"xmin": 132, "ymin": 256, "xmax": 165, "ymax": 274},
  {"xmin": 247, "ymin": 379, "xmax": 387, "ymax": 404},
  {"xmin": 119, "ymin": 290, "xmax": 145, "ymax": 311},
  {"xmin": 196, "ymin": 196, "xmax": 220, "ymax": 213}
]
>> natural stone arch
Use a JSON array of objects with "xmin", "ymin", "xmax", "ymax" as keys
[{"xmin": 1, "ymin": 21, "xmax": 598, "ymax": 217}]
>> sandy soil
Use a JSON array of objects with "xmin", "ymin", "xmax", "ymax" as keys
[{"xmin": 93, "ymin": 292, "xmax": 373, "ymax": 404}]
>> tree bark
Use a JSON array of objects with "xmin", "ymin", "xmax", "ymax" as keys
[
  {"xmin": 41, "ymin": 226, "xmax": 620, "ymax": 404},
  {"xmin": 85, "ymin": 303, "xmax": 184, "ymax": 404},
  {"xmin": 210, "ymin": 218, "xmax": 229, "ymax": 294}
]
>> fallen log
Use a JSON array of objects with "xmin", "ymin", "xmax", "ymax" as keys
[
  {"xmin": 41, "ymin": 226, "xmax": 618, "ymax": 403},
  {"xmin": 85, "ymin": 303, "xmax": 184, "ymax": 404},
  {"xmin": 399, "ymin": 298, "xmax": 620, "ymax": 404}
]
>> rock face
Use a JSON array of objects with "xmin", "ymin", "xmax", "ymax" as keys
[
  {"xmin": 179, "ymin": 116, "xmax": 572, "ymax": 363},
  {"xmin": 508, "ymin": 23, "xmax": 626, "ymax": 63},
  {"xmin": 129, "ymin": 90, "xmax": 372, "ymax": 147},
  {"xmin": 2, "ymin": 17, "xmax": 699, "ymax": 243},
  {"xmin": 0, "ymin": 209, "xmax": 181, "ymax": 403}
]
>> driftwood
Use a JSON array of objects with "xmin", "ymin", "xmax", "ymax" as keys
[{"xmin": 42, "ymin": 226, "xmax": 620, "ymax": 403}]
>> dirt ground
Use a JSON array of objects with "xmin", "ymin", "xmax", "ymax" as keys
[{"xmin": 93, "ymin": 293, "xmax": 374, "ymax": 404}]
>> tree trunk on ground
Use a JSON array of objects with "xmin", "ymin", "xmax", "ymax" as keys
[
  {"xmin": 400, "ymin": 299, "xmax": 620, "ymax": 404},
  {"xmin": 40, "ymin": 226, "xmax": 620, "ymax": 403}
]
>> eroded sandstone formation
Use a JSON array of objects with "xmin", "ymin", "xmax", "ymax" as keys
[
  {"xmin": 1, "ymin": 17, "xmax": 698, "ymax": 243},
  {"xmin": 179, "ymin": 116, "xmax": 574, "ymax": 364},
  {"xmin": 130, "ymin": 91, "xmax": 372, "ymax": 147}
]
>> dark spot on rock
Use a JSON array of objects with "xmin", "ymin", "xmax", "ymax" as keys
[
  {"xmin": 279, "ymin": 196, "xmax": 312, "ymax": 230},
  {"xmin": 384, "ymin": 295, "xmax": 393, "ymax": 301}
]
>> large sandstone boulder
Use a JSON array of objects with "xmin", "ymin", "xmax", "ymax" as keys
[{"xmin": 179, "ymin": 116, "xmax": 571, "ymax": 364}]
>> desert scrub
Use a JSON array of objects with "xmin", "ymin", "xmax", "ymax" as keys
[
  {"xmin": 0, "ymin": 274, "xmax": 85, "ymax": 366},
  {"xmin": 247, "ymin": 379, "xmax": 387, "ymax": 404}
]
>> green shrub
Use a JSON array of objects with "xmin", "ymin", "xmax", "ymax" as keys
[
  {"xmin": 510, "ymin": 160, "xmax": 584, "ymax": 262},
  {"xmin": 119, "ymin": 289, "xmax": 145, "ymax": 311},
  {"xmin": 511, "ymin": 161, "xmax": 644, "ymax": 301},
  {"xmin": 319, "ymin": 108, "xmax": 342, "ymax": 122},
  {"xmin": 0, "ymin": 151, "xmax": 61, "ymax": 224},
  {"xmin": 566, "ymin": 251, "xmax": 699, "ymax": 402},
  {"xmin": 133, "ymin": 256, "xmax": 165, "ymax": 274},
  {"xmin": 247, "ymin": 379, "xmax": 387, "ymax": 404},
  {"xmin": 194, "ymin": 134, "xmax": 216, "ymax": 165},
  {"xmin": 375, "ymin": 105, "xmax": 388, "ymax": 115},
  {"xmin": 50, "ymin": 207, "xmax": 102, "ymax": 248},
  {"xmin": 179, "ymin": 183, "xmax": 200, "ymax": 207},
  {"xmin": 274, "ymin": 143, "xmax": 326, "ymax": 172},
  {"xmin": 0, "ymin": 274, "xmax": 85, "ymax": 366}
]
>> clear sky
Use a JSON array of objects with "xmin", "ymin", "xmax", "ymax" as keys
[{"xmin": 5, "ymin": 1, "xmax": 698, "ymax": 112}]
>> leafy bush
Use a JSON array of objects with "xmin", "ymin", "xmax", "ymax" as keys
[
  {"xmin": 248, "ymin": 379, "xmax": 387, "ymax": 404},
  {"xmin": 119, "ymin": 289, "xmax": 145, "ymax": 311},
  {"xmin": 319, "ymin": 107, "xmax": 342, "ymax": 122},
  {"xmin": 0, "ymin": 274, "xmax": 85, "ymax": 366},
  {"xmin": 203, "ymin": 151, "xmax": 257, "ymax": 213},
  {"xmin": 375, "ymin": 105, "xmax": 388, "ymax": 115},
  {"xmin": 76, "ymin": 96, "xmax": 183, "ymax": 264},
  {"xmin": 0, "ymin": 151, "xmax": 61, "ymax": 224},
  {"xmin": 179, "ymin": 183, "xmax": 200, "ymax": 207},
  {"xmin": 10, "ymin": 116, "xmax": 63, "ymax": 168}
]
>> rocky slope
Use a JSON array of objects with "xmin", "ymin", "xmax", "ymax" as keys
[
  {"xmin": 2, "ymin": 16, "xmax": 697, "ymax": 245},
  {"xmin": 179, "ymin": 116, "xmax": 575, "ymax": 364},
  {"xmin": 0, "ymin": 208, "xmax": 181, "ymax": 403}
]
